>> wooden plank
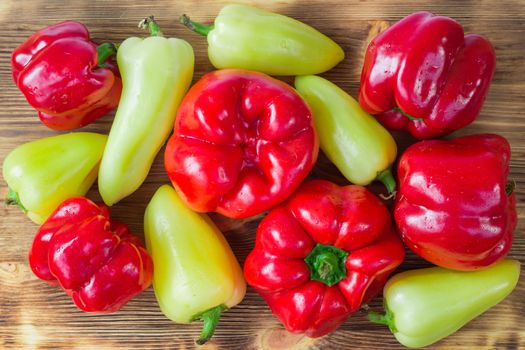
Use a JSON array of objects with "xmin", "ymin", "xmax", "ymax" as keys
[{"xmin": 0, "ymin": 0, "xmax": 523, "ymax": 349}]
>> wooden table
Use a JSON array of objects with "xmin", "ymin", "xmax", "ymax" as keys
[{"xmin": 1, "ymin": 1, "xmax": 523, "ymax": 349}]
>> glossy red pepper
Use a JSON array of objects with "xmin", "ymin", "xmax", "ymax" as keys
[
  {"xmin": 12, "ymin": 21, "xmax": 122, "ymax": 130},
  {"xmin": 395, "ymin": 134, "xmax": 516, "ymax": 270},
  {"xmin": 29, "ymin": 197, "xmax": 153, "ymax": 312},
  {"xmin": 244, "ymin": 180, "xmax": 405, "ymax": 337},
  {"xmin": 359, "ymin": 12, "xmax": 496, "ymax": 139},
  {"xmin": 164, "ymin": 69, "xmax": 318, "ymax": 219}
]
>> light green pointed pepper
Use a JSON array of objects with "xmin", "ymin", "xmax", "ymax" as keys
[
  {"xmin": 3, "ymin": 132, "xmax": 107, "ymax": 224},
  {"xmin": 180, "ymin": 4, "xmax": 344, "ymax": 75},
  {"xmin": 98, "ymin": 16, "xmax": 194, "ymax": 206},
  {"xmin": 144, "ymin": 185, "xmax": 246, "ymax": 344},
  {"xmin": 295, "ymin": 75, "xmax": 397, "ymax": 193},
  {"xmin": 370, "ymin": 259, "xmax": 521, "ymax": 348}
]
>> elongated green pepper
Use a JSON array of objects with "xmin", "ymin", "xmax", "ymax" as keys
[
  {"xmin": 98, "ymin": 17, "xmax": 194, "ymax": 206},
  {"xmin": 295, "ymin": 75, "xmax": 397, "ymax": 192},
  {"xmin": 180, "ymin": 4, "xmax": 344, "ymax": 75},
  {"xmin": 3, "ymin": 132, "xmax": 107, "ymax": 224},
  {"xmin": 370, "ymin": 259, "xmax": 521, "ymax": 348},
  {"xmin": 144, "ymin": 185, "xmax": 246, "ymax": 344}
]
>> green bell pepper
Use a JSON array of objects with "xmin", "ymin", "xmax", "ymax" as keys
[
  {"xmin": 3, "ymin": 132, "xmax": 107, "ymax": 224},
  {"xmin": 295, "ymin": 75, "xmax": 397, "ymax": 192},
  {"xmin": 370, "ymin": 259, "xmax": 521, "ymax": 348},
  {"xmin": 180, "ymin": 4, "xmax": 344, "ymax": 76},
  {"xmin": 98, "ymin": 16, "xmax": 194, "ymax": 206}
]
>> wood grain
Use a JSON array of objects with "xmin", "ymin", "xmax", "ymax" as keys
[{"xmin": 1, "ymin": 0, "xmax": 524, "ymax": 349}]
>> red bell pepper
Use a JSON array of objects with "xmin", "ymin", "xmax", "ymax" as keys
[
  {"xmin": 359, "ymin": 12, "xmax": 496, "ymax": 139},
  {"xmin": 12, "ymin": 21, "xmax": 122, "ymax": 130},
  {"xmin": 29, "ymin": 197, "xmax": 153, "ymax": 312},
  {"xmin": 244, "ymin": 180, "xmax": 405, "ymax": 337},
  {"xmin": 164, "ymin": 69, "xmax": 318, "ymax": 219},
  {"xmin": 395, "ymin": 134, "xmax": 516, "ymax": 270}
]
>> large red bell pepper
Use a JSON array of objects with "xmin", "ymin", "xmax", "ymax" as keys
[
  {"xmin": 359, "ymin": 12, "xmax": 496, "ymax": 139},
  {"xmin": 164, "ymin": 69, "xmax": 318, "ymax": 219},
  {"xmin": 244, "ymin": 180, "xmax": 405, "ymax": 337},
  {"xmin": 12, "ymin": 21, "xmax": 122, "ymax": 130},
  {"xmin": 29, "ymin": 197, "xmax": 153, "ymax": 312},
  {"xmin": 395, "ymin": 134, "xmax": 516, "ymax": 270}
]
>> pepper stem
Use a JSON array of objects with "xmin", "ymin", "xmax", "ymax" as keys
[
  {"xmin": 192, "ymin": 304, "xmax": 227, "ymax": 345},
  {"xmin": 180, "ymin": 14, "xmax": 214, "ymax": 36},
  {"xmin": 96, "ymin": 43, "xmax": 117, "ymax": 67},
  {"xmin": 138, "ymin": 16, "xmax": 164, "ymax": 37},
  {"xmin": 392, "ymin": 107, "xmax": 424, "ymax": 121},
  {"xmin": 305, "ymin": 244, "xmax": 348, "ymax": 286},
  {"xmin": 368, "ymin": 304, "xmax": 397, "ymax": 333},
  {"xmin": 506, "ymin": 180, "xmax": 516, "ymax": 196},
  {"xmin": 5, "ymin": 188, "xmax": 27, "ymax": 213},
  {"xmin": 377, "ymin": 168, "xmax": 397, "ymax": 194}
]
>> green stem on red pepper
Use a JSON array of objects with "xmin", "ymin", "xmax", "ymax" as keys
[
  {"xmin": 192, "ymin": 304, "xmax": 227, "ymax": 345},
  {"xmin": 96, "ymin": 43, "xmax": 117, "ymax": 67},
  {"xmin": 392, "ymin": 107, "xmax": 424, "ymax": 121},
  {"xmin": 305, "ymin": 244, "xmax": 348, "ymax": 286},
  {"xmin": 506, "ymin": 180, "xmax": 516, "ymax": 196},
  {"xmin": 138, "ymin": 16, "xmax": 164, "ymax": 37},
  {"xmin": 180, "ymin": 14, "xmax": 214, "ymax": 36}
]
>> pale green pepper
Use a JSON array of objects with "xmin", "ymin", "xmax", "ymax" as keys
[
  {"xmin": 3, "ymin": 132, "xmax": 107, "ymax": 224},
  {"xmin": 98, "ymin": 17, "xmax": 194, "ymax": 206},
  {"xmin": 144, "ymin": 185, "xmax": 246, "ymax": 345},
  {"xmin": 295, "ymin": 75, "xmax": 397, "ymax": 192},
  {"xmin": 370, "ymin": 259, "xmax": 521, "ymax": 348},
  {"xmin": 180, "ymin": 4, "xmax": 344, "ymax": 76}
]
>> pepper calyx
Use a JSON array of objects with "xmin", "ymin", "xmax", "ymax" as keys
[
  {"xmin": 5, "ymin": 188, "xmax": 27, "ymax": 213},
  {"xmin": 180, "ymin": 14, "xmax": 214, "ymax": 36},
  {"xmin": 96, "ymin": 42, "xmax": 117, "ymax": 68},
  {"xmin": 377, "ymin": 168, "xmax": 397, "ymax": 195},
  {"xmin": 368, "ymin": 304, "xmax": 397, "ymax": 333},
  {"xmin": 139, "ymin": 15, "xmax": 164, "ymax": 37},
  {"xmin": 305, "ymin": 244, "xmax": 348, "ymax": 286},
  {"xmin": 392, "ymin": 107, "xmax": 424, "ymax": 121},
  {"xmin": 191, "ymin": 304, "xmax": 227, "ymax": 345},
  {"xmin": 506, "ymin": 180, "xmax": 516, "ymax": 196}
]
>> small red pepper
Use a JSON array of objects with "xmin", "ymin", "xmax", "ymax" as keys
[
  {"xmin": 165, "ymin": 69, "xmax": 318, "ymax": 219},
  {"xmin": 12, "ymin": 21, "xmax": 122, "ymax": 130},
  {"xmin": 244, "ymin": 180, "xmax": 405, "ymax": 337},
  {"xmin": 359, "ymin": 12, "xmax": 496, "ymax": 139},
  {"xmin": 29, "ymin": 197, "xmax": 153, "ymax": 312},
  {"xmin": 395, "ymin": 134, "xmax": 516, "ymax": 270}
]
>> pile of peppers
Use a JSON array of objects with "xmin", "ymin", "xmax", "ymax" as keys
[{"xmin": 2, "ymin": 4, "xmax": 520, "ymax": 348}]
